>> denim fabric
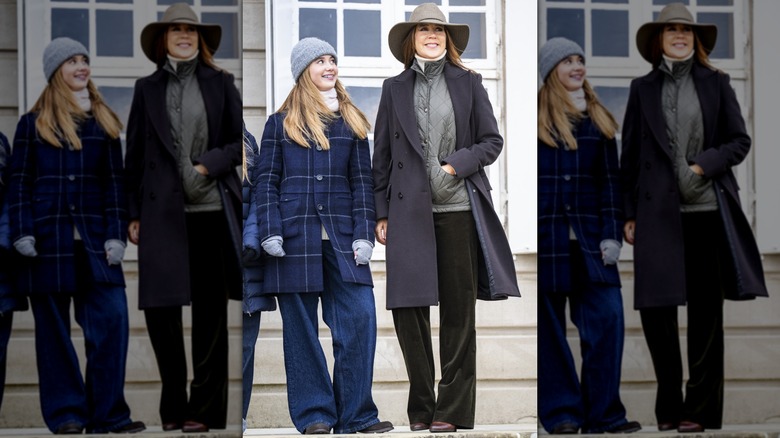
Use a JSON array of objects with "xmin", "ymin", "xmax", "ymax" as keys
[
  {"xmin": 277, "ymin": 240, "xmax": 381, "ymax": 434},
  {"xmin": 242, "ymin": 311, "xmax": 261, "ymax": 427},
  {"xmin": 538, "ymin": 242, "xmax": 629, "ymax": 434},
  {"xmin": 29, "ymin": 283, "xmax": 132, "ymax": 433}
]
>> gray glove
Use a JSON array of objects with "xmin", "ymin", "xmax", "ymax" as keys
[
  {"xmin": 105, "ymin": 239, "xmax": 126, "ymax": 265},
  {"xmin": 14, "ymin": 236, "xmax": 37, "ymax": 257},
  {"xmin": 352, "ymin": 239, "xmax": 374, "ymax": 265},
  {"xmin": 261, "ymin": 235, "xmax": 286, "ymax": 257},
  {"xmin": 600, "ymin": 239, "xmax": 622, "ymax": 266}
]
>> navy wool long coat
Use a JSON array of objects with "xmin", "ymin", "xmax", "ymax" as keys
[
  {"xmin": 621, "ymin": 62, "xmax": 768, "ymax": 308},
  {"xmin": 372, "ymin": 63, "xmax": 520, "ymax": 309},
  {"xmin": 256, "ymin": 113, "xmax": 376, "ymax": 294},
  {"xmin": 537, "ymin": 116, "xmax": 623, "ymax": 294},
  {"xmin": 8, "ymin": 114, "xmax": 126, "ymax": 294},
  {"xmin": 125, "ymin": 64, "xmax": 244, "ymax": 309}
]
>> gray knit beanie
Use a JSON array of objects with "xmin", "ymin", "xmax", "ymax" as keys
[
  {"xmin": 43, "ymin": 37, "xmax": 89, "ymax": 82},
  {"xmin": 539, "ymin": 37, "xmax": 585, "ymax": 82},
  {"xmin": 290, "ymin": 37, "xmax": 337, "ymax": 82}
]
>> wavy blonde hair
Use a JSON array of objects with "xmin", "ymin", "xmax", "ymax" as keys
[
  {"xmin": 538, "ymin": 69, "xmax": 618, "ymax": 150},
  {"xmin": 32, "ymin": 66, "xmax": 122, "ymax": 150},
  {"xmin": 279, "ymin": 65, "xmax": 370, "ymax": 150}
]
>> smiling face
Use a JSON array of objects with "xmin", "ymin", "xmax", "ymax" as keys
[
  {"xmin": 662, "ymin": 23, "xmax": 695, "ymax": 60},
  {"xmin": 555, "ymin": 54, "xmax": 586, "ymax": 92},
  {"xmin": 414, "ymin": 23, "xmax": 447, "ymax": 60},
  {"xmin": 59, "ymin": 55, "xmax": 90, "ymax": 92},
  {"xmin": 308, "ymin": 55, "xmax": 338, "ymax": 92},
  {"xmin": 166, "ymin": 23, "xmax": 199, "ymax": 59}
]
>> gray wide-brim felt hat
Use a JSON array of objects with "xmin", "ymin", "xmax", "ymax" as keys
[
  {"xmin": 140, "ymin": 2, "xmax": 222, "ymax": 63},
  {"xmin": 388, "ymin": 2, "xmax": 470, "ymax": 64},
  {"xmin": 43, "ymin": 37, "xmax": 89, "ymax": 82},
  {"xmin": 636, "ymin": 2, "xmax": 717, "ymax": 63},
  {"xmin": 538, "ymin": 37, "xmax": 585, "ymax": 81}
]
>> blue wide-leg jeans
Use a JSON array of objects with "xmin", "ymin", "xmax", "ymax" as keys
[
  {"xmin": 29, "ymin": 282, "xmax": 132, "ymax": 433},
  {"xmin": 539, "ymin": 242, "xmax": 629, "ymax": 434},
  {"xmin": 276, "ymin": 240, "xmax": 380, "ymax": 434}
]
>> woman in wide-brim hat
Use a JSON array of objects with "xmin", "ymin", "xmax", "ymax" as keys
[
  {"xmin": 372, "ymin": 2, "xmax": 520, "ymax": 433},
  {"xmin": 125, "ymin": 1, "xmax": 244, "ymax": 433},
  {"xmin": 621, "ymin": 2, "xmax": 767, "ymax": 433}
]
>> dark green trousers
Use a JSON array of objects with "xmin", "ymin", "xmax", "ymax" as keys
[
  {"xmin": 392, "ymin": 211, "xmax": 479, "ymax": 429},
  {"xmin": 639, "ymin": 211, "xmax": 726, "ymax": 429}
]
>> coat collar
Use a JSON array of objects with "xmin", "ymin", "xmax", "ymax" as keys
[
  {"xmin": 389, "ymin": 62, "xmax": 471, "ymax": 157},
  {"xmin": 638, "ymin": 62, "xmax": 719, "ymax": 159}
]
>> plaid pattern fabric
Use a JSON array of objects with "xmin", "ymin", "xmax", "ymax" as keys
[
  {"xmin": 256, "ymin": 113, "xmax": 376, "ymax": 294},
  {"xmin": 538, "ymin": 116, "xmax": 623, "ymax": 293},
  {"xmin": 8, "ymin": 113, "xmax": 126, "ymax": 294}
]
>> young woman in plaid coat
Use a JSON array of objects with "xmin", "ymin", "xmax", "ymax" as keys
[
  {"xmin": 255, "ymin": 38, "xmax": 392, "ymax": 435},
  {"xmin": 7, "ymin": 37, "xmax": 144, "ymax": 434},
  {"xmin": 537, "ymin": 37, "xmax": 640, "ymax": 435}
]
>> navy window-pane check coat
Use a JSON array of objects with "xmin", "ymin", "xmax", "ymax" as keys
[
  {"xmin": 255, "ymin": 113, "xmax": 376, "ymax": 294},
  {"xmin": 538, "ymin": 116, "xmax": 623, "ymax": 294},
  {"xmin": 8, "ymin": 114, "xmax": 126, "ymax": 294}
]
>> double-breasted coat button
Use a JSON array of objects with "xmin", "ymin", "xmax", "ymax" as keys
[
  {"xmin": 69, "ymin": 204, "xmax": 76, "ymax": 211},
  {"xmin": 317, "ymin": 204, "xmax": 324, "ymax": 211},
  {"xmin": 67, "ymin": 175, "xmax": 75, "ymax": 181},
  {"xmin": 398, "ymin": 192, "xmax": 404, "ymax": 200},
  {"xmin": 316, "ymin": 175, "xmax": 323, "ymax": 181},
  {"xmin": 394, "ymin": 132, "xmax": 399, "ymax": 139},
  {"xmin": 316, "ymin": 145, "xmax": 323, "ymax": 151},
  {"xmin": 563, "ymin": 175, "xmax": 571, "ymax": 181},
  {"xmin": 398, "ymin": 162, "xmax": 403, "ymax": 169}
]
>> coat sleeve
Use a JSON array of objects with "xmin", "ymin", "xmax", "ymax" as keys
[
  {"xmin": 195, "ymin": 72, "xmax": 243, "ymax": 177},
  {"xmin": 255, "ymin": 114, "xmax": 285, "ymax": 242},
  {"xmin": 8, "ymin": 114, "xmax": 36, "ymax": 242},
  {"xmin": 692, "ymin": 72, "xmax": 751, "ymax": 178},
  {"xmin": 372, "ymin": 79, "xmax": 393, "ymax": 221},
  {"xmin": 349, "ymin": 136, "xmax": 376, "ymax": 244},
  {"xmin": 102, "ymin": 135, "xmax": 127, "ymax": 243},
  {"xmin": 620, "ymin": 78, "xmax": 642, "ymax": 221},
  {"xmin": 441, "ymin": 73, "xmax": 503, "ymax": 178},
  {"xmin": 124, "ymin": 79, "xmax": 146, "ymax": 221},
  {"xmin": 243, "ymin": 130, "xmax": 261, "ymax": 252}
]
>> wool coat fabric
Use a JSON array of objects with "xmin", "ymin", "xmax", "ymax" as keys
[
  {"xmin": 621, "ymin": 62, "xmax": 768, "ymax": 309},
  {"xmin": 372, "ymin": 62, "xmax": 520, "ymax": 309},
  {"xmin": 125, "ymin": 63, "xmax": 243, "ymax": 309},
  {"xmin": 242, "ymin": 129, "xmax": 275, "ymax": 314},
  {"xmin": 256, "ymin": 113, "xmax": 375, "ymax": 294},
  {"xmin": 8, "ymin": 114, "xmax": 126, "ymax": 295},
  {"xmin": 538, "ymin": 116, "xmax": 623, "ymax": 294},
  {"xmin": 0, "ymin": 132, "xmax": 26, "ymax": 313}
]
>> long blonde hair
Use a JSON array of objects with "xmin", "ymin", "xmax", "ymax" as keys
[
  {"xmin": 279, "ymin": 67, "xmax": 370, "ymax": 150},
  {"xmin": 31, "ymin": 69, "xmax": 123, "ymax": 150},
  {"xmin": 538, "ymin": 71, "xmax": 618, "ymax": 150}
]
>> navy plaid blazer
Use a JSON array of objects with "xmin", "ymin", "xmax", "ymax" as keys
[
  {"xmin": 538, "ymin": 116, "xmax": 623, "ymax": 293},
  {"xmin": 256, "ymin": 113, "xmax": 376, "ymax": 294},
  {"xmin": 8, "ymin": 114, "xmax": 126, "ymax": 294}
]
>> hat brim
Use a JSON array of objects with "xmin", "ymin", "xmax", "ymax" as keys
[
  {"xmin": 140, "ymin": 21, "xmax": 222, "ymax": 64},
  {"xmin": 388, "ymin": 20, "xmax": 470, "ymax": 64},
  {"xmin": 636, "ymin": 21, "xmax": 717, "ymax": 64}
]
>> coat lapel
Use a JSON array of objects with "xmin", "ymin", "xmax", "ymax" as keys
[
  {"xmin": 444, "ymin": 63, "xmax": 470, "ymax": 151},
  {"xmin": 390, "ymin": 69, "xmax": 423, "ymax": 158},
  {"xmin": 693, "ymin": 63, "xmax": 719, "ymax": 151},
  {"xmin": 638, "ymin": 69, "xmax": 672, "ymax": 160},
  {"xmin": 143, "ymin": 69, "xmax": 175, "ymax": 157},
  {"xmin": 197, "ymin": 65, "xmax": 223, "ymax": 150}
]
